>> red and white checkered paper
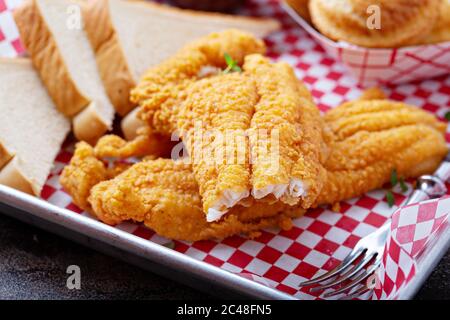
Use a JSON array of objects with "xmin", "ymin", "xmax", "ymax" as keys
[
  {"xmin": 375, "ymin": 196, "xmax": 450, "ymax": 299},
  {"xmin": 1, "ymin": 0, "xmax": 450, "ymax": 300}
]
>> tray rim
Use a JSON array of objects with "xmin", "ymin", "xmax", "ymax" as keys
[
  {"xmin": 0, "ymin": 184, "xmax": 294, "ymax": 300},
  {"xmin": 0, "ymin": 183, "xmax": 449, "ymax": 300}
]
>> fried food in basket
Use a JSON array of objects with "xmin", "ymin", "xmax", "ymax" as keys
[
  {"xmin": 308, "ymin": 0, "xmax": 441, "ymax": 48},
  {"xmin": 129, "ymin": 29, "xmax": 266, "ymax": 136},
  {"xmin": 426, "ymin": 0, "xmax": 450, "ymax": 44}
]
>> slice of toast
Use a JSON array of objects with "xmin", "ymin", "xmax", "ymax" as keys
[
  {"xmin": 83, "ymin": 0, "xmax": 280, "ymax": 116},
  {"xmin": 14, "ymin": 0, "xmax": 115, "ymax": 144},
  {"xmin": 0, "ymin": 58, "xmax": 70, "ymax": 196}
]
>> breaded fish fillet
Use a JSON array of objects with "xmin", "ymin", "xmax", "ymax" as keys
[
  {"xmin": 59, "ymin": 142, "xmax": 130, "ymax": 212},
  {"xmin": 324, "ymin": 100, "xmax": 447, "ymax": 141},
  {"xmin": 244, "ymin": 54, "xmax": 327, "ymax": 208},
  {"xmin": 316, "ymin": 125, "xmax": 447, "ymax": 205},
  {"xmin": 317, "ymin": 96, "xmax": 448, "ymax": 205},
  {"xmin": 88, "ymin": 159, "xmax": 303, "ymax": 241},
  {"xmin": 94, "ymin": 128, "xmax": 174, "ymax": 159},
  {"xmin": 177, "ymin": 73, "xmax": 256, "ymax": 222},
  {"xmin": 129, "ymin": 29, "xmax": 266, "ymax": 136},
  {"xmin": 62, "ymin": 91, "xmax": 448, "ymax": 241},
  {"xmin": 175, "ymin": 54, "xmax": 327, "ymax": 220}
]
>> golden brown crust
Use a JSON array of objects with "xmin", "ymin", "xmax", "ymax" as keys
[
  {"xmin": 89, "ymin": 158, "xmax": 304, "ymax": 241},
  {"xmin": 317, "ymin": 96, "xmax": 448, "ymax": 205},
  {"xmin": 64, "ymin": 92, "xmax": 448, "ymax": 241},
  {"xmin": 83, "ymin": 0, "xmax": 136, "ymax": 116},
  {"xmin": 14, "ymin": 0, "xmax": 89, "ymax": 116},
  {"xmin": 324, "ymin": 100, "xmax": 447, "ymax": 140},
  {"xmin": 244, "ymin": 54, "xmax": 327, "ymax": 208},
  {"xmin": 424, "ymin": 0, "xmax": 450, "ymax": 44},
  {"xmin": 94, "ymin": 129, "xmax": 174, "ymax": 159},
  {"xmin": 178, "ymin": 72, "xmax": 256, "ymax": 215},
  {"xmin": 309, "ymin": 0, "xmax": 441, "ymax": 48},
  {"xmin": 130, "ymin": 29, "xmax": 267, "ymax": 136},
  {"xmin": 316, "ymin": 125, "xmax": 447, "ymax": 205},
  {"xmin": 357, "ymin": 87, "xmax": 386, "ymax": 101},
  {"xmin": 61, "ymin": 85, "xmax": 448, "ymax": 242},
  {"xmin": 60, "ymin": 142, "xmax": 109, "ymax": 211}
]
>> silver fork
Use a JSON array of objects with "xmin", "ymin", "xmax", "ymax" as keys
[{"xmin": 299, "ymin": 152, "xmax": 450, "ymax": 299}]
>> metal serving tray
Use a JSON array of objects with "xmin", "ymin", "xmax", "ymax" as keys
[
  {"xmin": 1, "ymin": 0, "xmax": 449, "ymax": 300},
  {"xmin": 0, "ymin": 185, "xmax": 293, "ymax": 299},
  {"xmin": 0, "ymin": 184, "xmax": 448, "ymax": 299}
]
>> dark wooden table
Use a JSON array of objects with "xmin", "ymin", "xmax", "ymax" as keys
[{"xmin": 0, "ymin": 213, "xmax": 448, "ymax": 300}]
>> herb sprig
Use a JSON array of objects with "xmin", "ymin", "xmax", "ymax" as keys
[
  {"xmin": 386, "ymin": 190, "xmax": 395, "ymax": 208},
  {"xmin": 223, "ymin": 53, "xmax": 242, "ymax": 74},
  {"xmin": 445, "ymin": 111, "xmax": 450, "ymax": 121},
  {"xmin": 385, "ymin": 169, "xmax": 409, "ymax": 208}
]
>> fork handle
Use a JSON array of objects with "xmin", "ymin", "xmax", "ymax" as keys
[
  {"xmin": 404, "ymin": 175, "xmax": 447, "ymax": 205},
  {"xmin": 403, "ymin": 162, "xmax": 450, "ymax": 207},
  {"xmin": 404, "ymin": 189, "xmax": 430, "ymax": 206}
]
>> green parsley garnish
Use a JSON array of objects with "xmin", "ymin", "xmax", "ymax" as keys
[
  {"xmin": 390, "ymin": 169, "xmax": 398, "ymax": 187},
  {"xmin": 399, "ymin": 177, "xmax": 408, "ymax": 193},
  {"xmin": 386, "ymin": 169, "xmax": 409, "ymax": 207},
  {"xmin": 223, "ymin": 53, "xmax": 242, "ymax": 74},
  {"xmin": 445, "ymin": 111, "xmax": 450, "ymax": 121},
  {"xmin": 386, "ymin": 190, "xmax": 395, "ymax": 208}
]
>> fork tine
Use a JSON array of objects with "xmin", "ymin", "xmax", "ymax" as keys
[
  {"xmin": 299, "ymin": 247, "xmax": 365, "ymax": 287},
  {"xmin": 340, "ymin": 286, "xmax": 372, "ymax": 300},
  {"xmin": 324, "ymin": 259, "xmax": 382, "ymax": 298},
  {"xmin": 311, "ymin": 251, "xmax": 376, "ymax": 290},
  {"xmin": 310, "ymin": 267, "xmax": 365, "ymax": 292}
]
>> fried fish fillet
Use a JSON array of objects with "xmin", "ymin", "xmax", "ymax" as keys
[
  {"xmin": 60, "ymin": 140, "xmax": 303, "ymax": 241},
  {"xmin": 94, "ymin": 128, "xmax": 174, "ymax": 159},
  {"xmin": 317, "ymin": 97, "xmax": 448, "ymax": 205},
  {"xmin": 177, "ymin": 72, "xmax": 256, "ymax": 222},
  {"xmin": 129, "ymin": 29, "xmax": 266, "ymax": 136},
  {"xmin": 59, "ymin": 142, "xmax": 130, "ymax": 212},
  {"xmin": 176, "ymin": 54, "xmax": 327, "ymax": 221},
  {"xmin": 61, "ymin": 91, "xmax": 448, "ymax": 241},
  {"xmin": 88, "ymin": 159, "xmax": 303, "ymax": 241},
  {"xmin": 244, "ymin": 54, "xmax": 327, "ymax": 208}
]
